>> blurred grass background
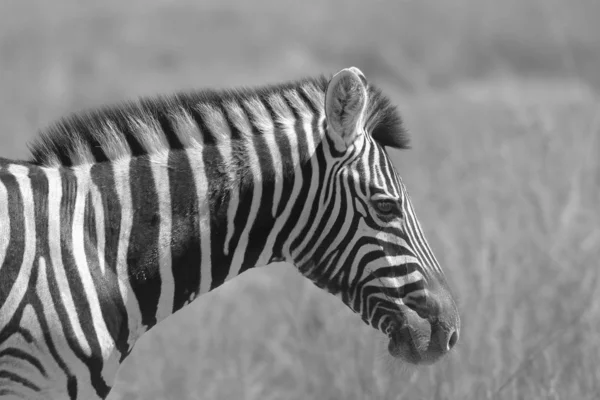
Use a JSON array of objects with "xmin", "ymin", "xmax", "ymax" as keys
[{"xmin": 1, "ymin": 0, "xmax": 599, "ymax": 399}]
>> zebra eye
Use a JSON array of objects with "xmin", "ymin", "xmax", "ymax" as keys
[{"xmin": 375, "ymin": 200, "xmax": 396, "ymax": 215}]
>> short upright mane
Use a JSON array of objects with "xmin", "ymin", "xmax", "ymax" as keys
[{"xmin": 29, "ymin": 74, "xmax": 408, "ymax": 167}]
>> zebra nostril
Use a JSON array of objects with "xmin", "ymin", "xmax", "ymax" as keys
[{"xmin": 447, "ymin": 329, "xmax": 459, "ymax": 351}]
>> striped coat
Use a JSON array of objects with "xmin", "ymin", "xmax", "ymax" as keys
[{"xmin": 0, "ymin": 67, "xmax": 459, "ymax": 399}]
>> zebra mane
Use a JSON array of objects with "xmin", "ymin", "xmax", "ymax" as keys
[{"xmin": 28, "ymin": 75, "xmax": 408, "ymax": 167}]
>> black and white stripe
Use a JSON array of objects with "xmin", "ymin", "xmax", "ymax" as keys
[{"xmin": 0, "ymin": 67, "xmax": 458, "ymax": 399}]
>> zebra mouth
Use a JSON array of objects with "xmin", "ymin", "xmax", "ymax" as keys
[
  {"xmin": 386, "ymin": 313, "xmax": 438, "ymax": 365},
  {"xmin": 388, "ymin": 325, "xmax": 428, "ymax": 364}
]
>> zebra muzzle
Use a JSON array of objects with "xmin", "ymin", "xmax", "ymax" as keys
[{"xmin": 387, "ymin": 303, "xmax": 459, "ymax": 365}]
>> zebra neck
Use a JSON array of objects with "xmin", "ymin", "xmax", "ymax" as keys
[{"xmin": 94, "ymin": 140, "xmax": 321, "ymax": 332}]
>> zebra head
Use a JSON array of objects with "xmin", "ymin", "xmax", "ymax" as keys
[{"xmin": 295, "ymin": 67, "xmax": 460, "ymax": 365}]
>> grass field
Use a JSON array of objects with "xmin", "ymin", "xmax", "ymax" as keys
[{"xmin": 1, "ymin": 1, "xmax": 599, "ymax": 399}]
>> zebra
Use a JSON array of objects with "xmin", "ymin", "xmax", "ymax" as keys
[{"xmin": 0, "ymin": 67, "xmax": 459, "ymax": 399}]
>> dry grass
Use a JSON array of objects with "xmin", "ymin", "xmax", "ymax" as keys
[{"xmin": 0, "ymin": 1, "xmax": 599, "ymax": 399}]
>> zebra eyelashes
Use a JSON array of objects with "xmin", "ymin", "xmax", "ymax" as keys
[
  {"xmin": 370, "ymin": 195, "xmax": 403, "ymax": 219},
  {"xmin": 375, "ymin": 199, "xmax": 396, "ymax": 214}
]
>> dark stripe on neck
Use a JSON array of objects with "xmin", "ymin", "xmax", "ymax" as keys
[
  {"xmin": 127, "ymin": 157, "xmax": 161, "ymax": 329},
  {"xmin": 168, "ymin": 151, "xmax": 201, "ymax": 312},
  {"xmin": 0, "ymin": 169, "xmax": 25, "ymax": 307},
  {"xmin": 203, "ymin": 139, "xmax": 230, "ymax": 291}
]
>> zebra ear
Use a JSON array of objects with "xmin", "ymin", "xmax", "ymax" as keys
[{"xmin": 325, "ymin": 67, "xmax": 368, "ymax": 150}]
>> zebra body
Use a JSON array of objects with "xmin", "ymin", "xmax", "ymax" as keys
[{"xmin": 0, "ymin": 68, "xmax": 460, "ymax": 399}]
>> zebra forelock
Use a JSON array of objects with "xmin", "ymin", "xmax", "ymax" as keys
[{"xmin": 28, "ymin": 75, "xmax": 408, "ymax": 168}]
